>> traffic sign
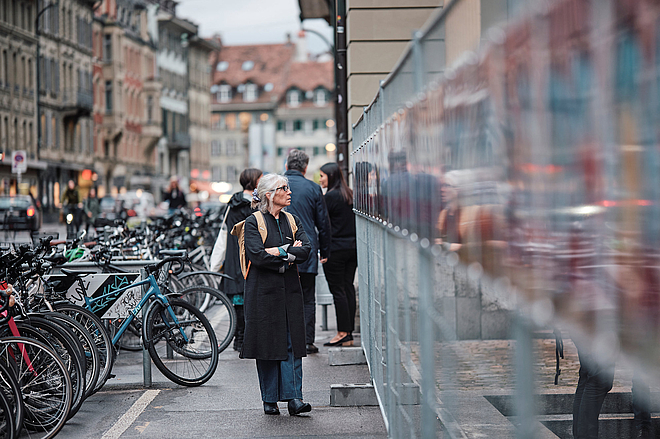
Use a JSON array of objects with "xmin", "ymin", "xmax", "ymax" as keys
[{"xmin": 12, "ymin": 150, "xmax": 27, "ymax": 174}]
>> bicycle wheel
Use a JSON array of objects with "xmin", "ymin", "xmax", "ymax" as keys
[
  {"xmin": 144, "ymin": 299, "xmax": 218, "ymax": 387},
  {"xmin": 50, "ymin": 303, "xmax": 114, "ymax": 394},
  {"xmin": 0, "ymin": 337, "xmax": 72, "ymax": 439},
  {"xmin": 44, "ymin": 312, "xmax": 100, "ymax": 400},
  {"xmin": 0, "ymin": 385, "xmax": 14, "ymax": 439},
  {"xmin": 20, "ymin": 316, "xmax": 86, "ymax": 420},
  {"xmin": 166, "ymin": 286, "xmax": 236, "ymax": 353},
  {"xmin": 0, "ymin": 360, "xmax": 23, "ymax": 438}
]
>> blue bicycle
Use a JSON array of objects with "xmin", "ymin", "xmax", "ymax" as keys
[{"xmin": 61, "ymin": 252, "xmax": 219, "ymax": 387}]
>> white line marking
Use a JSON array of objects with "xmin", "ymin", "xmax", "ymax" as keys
[{"xmin": 101, "ymin": 389, "xmax": 160, "ymax": 439}]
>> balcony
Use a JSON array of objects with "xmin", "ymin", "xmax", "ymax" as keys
[
  {"xmin": 167, "ymin": 132, "xmax": 191, "ymax": 151},
  {"xmin": 61, "ymin": 88, "xmax": 93, "ymax": 116}
]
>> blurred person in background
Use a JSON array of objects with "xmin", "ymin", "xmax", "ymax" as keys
[
  {"xmin": 319, "ymin": 162, "xmax": 357, "ymax": 347},
  {"xmin": 83, "ymin": 187, "xmax": 101, "ymax": 234},
  {"xmin": 61, "ymin": 179, "xmax": 82, "ymax": 236},
  {"xmin": 165, "ymin": 176, "xmax": 186, "ymax": 213},
  {"xmin": 220, "ymin": 168, "xmax": 262, "ymax": 352},
  {"xmin": 284, "ymin": 150, "xmax": 332, "ymax": 354}
]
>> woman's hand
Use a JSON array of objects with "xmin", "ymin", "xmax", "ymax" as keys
[
  {"xmin": 293, "ymin": 240, "xmax": 302, "ymax": 247},
  {"xmin": 265, "ymin": 247, "xmax": 280, "ymax": 256}
]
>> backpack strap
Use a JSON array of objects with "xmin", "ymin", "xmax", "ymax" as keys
[
  {"xmin": 282, "ymin": 211, "xmax": 298, "ymax": 238},
  {"xmin": 244, "ymin": 212, "xmax": 269, "ymax": 279}
]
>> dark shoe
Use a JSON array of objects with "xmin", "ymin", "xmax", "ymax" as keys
[
  {"xmin": 323, "ymin": 334, "xmax": 354, "ymax": 347},
  {"xmin": 263, "ymin": 402, "xmax": 280, "ymax": 415},
  {"xmin": 636, "ymin": 425, "xmax": 652, "ymax": 439},
  {"xmin": 306, "ymin": 344, "xmax": 319, "ymax": 354},
  {"xmin": 288, "ymin": 399, "xmax": 311, "ymax": 416}
]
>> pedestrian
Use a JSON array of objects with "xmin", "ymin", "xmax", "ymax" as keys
[
  {"xmin": 318, "ymin": 162, "xmax": 357, "ymax": 347},
  {"xmin": 83, "ymin": 187, "xmax": 101, "ymax": 234},
  {"xmin": 284, "ymin": 149, "xmax": 332, "ymax": 354},
  {"xmin": 241, "ymin": 173, "xmax": 313, "ymax": 416},
  {"xmin": 165, "ymin": 176, "xmax": 186, "ymax": 213},
  {"xmin": 61, "ymin": 179, "xmax": 82, "ymax": 237},
  {"xmin": 219, "ymin": 168, "xmax": 262, "ymax": 352}
]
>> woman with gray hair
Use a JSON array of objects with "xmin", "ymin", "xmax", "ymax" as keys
[{"xmin": 240, "ymin": 173, "xmax": 313, "ymax": 416}]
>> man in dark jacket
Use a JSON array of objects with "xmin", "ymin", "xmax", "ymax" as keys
[{"xmin": 284, "ymin": 150, "xmax": 331, "ymax": 353}]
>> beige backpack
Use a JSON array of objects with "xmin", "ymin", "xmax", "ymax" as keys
[{"xmin": 230, "ymin": 211, "xmax": 298, "ymax": 279}]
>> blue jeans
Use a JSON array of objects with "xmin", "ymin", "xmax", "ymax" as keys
[{"xmin": 255, "ymin": 329, "xmax": 303, "ymax": 403}]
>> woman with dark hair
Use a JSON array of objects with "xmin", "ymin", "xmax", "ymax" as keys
[
  {"xmin": 219, "ymin": 168, "xmax": 262, "ymax": 351},
  {"xmin": 319, "ymin": 162, "xmax": 357, "ymax": 347}
]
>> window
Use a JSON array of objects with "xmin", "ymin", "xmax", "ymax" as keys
[
  {"xmin": 211, "ymin": 114, "xmax": 221, "ymax": 130},
  {"xmin": 285, "ymin": 120, "xmax": 293, "ymax": 135},
  {"xmin": 211, "ymin": 140, "xmax": 221, "ymax": 156},
  {"xmin": 225, "ymin": 113, "xmax": 236, "ymax": 130},
  {"xmin": 241, "ymin": 61, "xmax": 254, "ymax": 71},
  {"xmin": 146, "ymin": 96, "xmax": 153, "ymax": 122},
  {"xmin": 277, "ymin": 121, "xmax": 283, "ymax": 131},
  {"xmin": 226, "ymin": 139, "xmax": 236, "ymax": 155},
  {"xmin": 313, "ymin": 119, "xmax": 319, "ymax": 130},
  {"xmin": 304, "ymin": 120, "xmax": 313, "ymax": 135},
  {"xmin": 212, "ymin": 166, "xmax": 221, "ymax": 182},
  {"xmin": 315, "ymin": 88, "xmax": 327, "ymax": 106},
  {"xmin": 218, "ymin": 84, "xmax": 231, "ymax": 103},
  {"xmin": 244, "ymin": 83, "xmax": 257, "ymax": 102},
  {"xmin": 294, "ymin": 120, "xmax": 302, "ymax": 131},
  {"xmin": 287, "ymin": 89, "xmax": 300, "ymax": 107},
  {"xmin": 103, "ymin": 34, "xmax": 112, "ymax": 61},
  {"xmin": 104, "ymin": 80, "xmax": 112, "ymax": 112},
  {"xmin": 216, "ymin": 61, "xmax": 228, "ymax": 72},
  {"xmin": 227, "ymin": 165, "xmax": 237, "ymax": 182}
]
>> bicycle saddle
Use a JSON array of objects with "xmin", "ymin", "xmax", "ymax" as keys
[
  {"xmin": 159, "ymin": 250, "xmax": 187, "ymax": 257},
  {"xmin": 60, "ymin": 268, "xmax": 97, "ymax": 277}
]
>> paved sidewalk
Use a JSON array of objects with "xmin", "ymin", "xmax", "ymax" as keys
[{"xmin": 59, "ymin": 305, "xmax": 387, "ymax": 439}]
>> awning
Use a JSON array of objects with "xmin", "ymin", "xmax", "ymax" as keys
[{"xmin": 298, "ymin": 0, "xmax": 331, "ymax": 23}]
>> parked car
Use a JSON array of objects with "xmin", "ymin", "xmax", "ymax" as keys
[
  {"xmin": 99, "ymin": 196, "xmax": 126, "ymax": 221},
  {"xmin": 119, "ymin": 191, "xmax": 164, "ymax": 219},
  {"xmin": 0, "ymin": 195, "xmax": 41, "ymax": 231}
]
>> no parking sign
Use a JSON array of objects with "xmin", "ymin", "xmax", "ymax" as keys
[{"xmin": 11, "ymin": 150, "xmax": 26, "ymax": 174}]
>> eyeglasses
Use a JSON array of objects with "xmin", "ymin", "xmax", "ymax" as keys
[{"xmin": 274, "ymin": 185, "xmax": 290, "ymax": 192}]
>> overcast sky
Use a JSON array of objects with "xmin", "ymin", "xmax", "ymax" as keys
[{"xmin": 176, "ymin": 0, "xmax": 334, "ymax": 55}]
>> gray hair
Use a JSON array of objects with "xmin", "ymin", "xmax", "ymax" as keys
[
  {"xmin": 286, "ymin": 149, "xmax": 309, "ymax": 172},
  {"xmin": 252, "ymin": 173, "xmax": 288, "ymax": 214}
]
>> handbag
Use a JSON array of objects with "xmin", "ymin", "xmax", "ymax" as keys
[{"xmin": 210, "ymin": 206, "xmax": 230, "ymax": 272}]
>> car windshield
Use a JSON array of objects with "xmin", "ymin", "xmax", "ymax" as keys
[{"xmin": 0, "ymin": 197, "xmax": 30, "ymax": 209}]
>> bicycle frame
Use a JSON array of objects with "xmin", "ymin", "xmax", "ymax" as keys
[{"xmin": 81, "ymin": 274, "xmax": 188, "ymax": 346}]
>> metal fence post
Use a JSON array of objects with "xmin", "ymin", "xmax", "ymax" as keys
[{"xmin": 141, "ymin": 268, "xmax": 152, "ymax": 387}]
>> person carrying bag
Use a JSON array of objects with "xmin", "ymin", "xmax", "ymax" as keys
[{"xmin": 212, "ymin": 168, "xmax": 262, "ymax": 352}]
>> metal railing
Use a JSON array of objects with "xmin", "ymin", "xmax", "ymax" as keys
[{"xmin": 352, "ymin": 0, "xmax": 660, "ymax": 437}]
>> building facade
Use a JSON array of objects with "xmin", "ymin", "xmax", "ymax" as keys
[
  {"xmin": 0, "ymin": 0, "xmax": 41, "ymax": 199},
  {"xmin": 92, "ymin": 0, "xmax": 161, "ymax": 197},
  {"xmin": 188, "ymin": 36, "xmax": 216, "ymax": 193},
  {"xmin": 275, "ymin": 60, "xmax": 335, "ymax": 175},
  {"xmin": 210, "ymin": 37, "xmax": 335, "ymax": 190}
]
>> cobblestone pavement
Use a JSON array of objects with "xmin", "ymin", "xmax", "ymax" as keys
[{"xmin": 411, "ymin": 337, "xmax": 654, "ymax": 394}]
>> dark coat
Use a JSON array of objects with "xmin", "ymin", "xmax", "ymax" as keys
[
  {"xmin": 283, "ymin": 169, "xmax": 331, "ymax": 274},
  {"xmin": 165, "ymin": 188, "xmax": 186, "ymax": 209},
  {"xmin": 221, "ymin": 192, "xmax": 255, "ymax": 296},
  {"xmin": 324, "ymin": 189, "xmax": 356, "ymax": 252},
  {"xmin": 240, "ymin": 211, "xmax": 311, "ymax": 360}
]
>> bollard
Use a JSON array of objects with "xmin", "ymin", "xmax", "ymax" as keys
[{"xmin": 141, "ymin": 268, "xmax": 152, "ymax": 387}]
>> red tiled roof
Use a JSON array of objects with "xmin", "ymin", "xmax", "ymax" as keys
[
  {"xmin": 210, "ymin": 43, "xmax": 295, "ymax": 105},
  {"xmin": 286, "ymin": 61, "xmax": 333, "ymax": 92}
]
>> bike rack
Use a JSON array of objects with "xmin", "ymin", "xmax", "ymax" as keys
[{"xmin": 53, "ymin": 259, "xmax": 159, "ymax": 387}]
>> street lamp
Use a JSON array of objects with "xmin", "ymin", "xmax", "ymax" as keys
[{"xmin": 35, "ymin": 0, "xmax": 59, "ymax": 160}]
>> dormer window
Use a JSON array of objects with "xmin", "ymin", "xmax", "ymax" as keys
[
  {"xmin": 314, "ymin": 88, "xmax": 327, "ymax": 106},
  {"xmin": 287, "ymin": 89, "xmax": 300, "ymax": 107},
  {"xmin": 216, "ymin": 61, "xmax": 228, "ymax": 72},
  {"xmin": 242, "ymin": 61, "xmax": 254, "ymax": 71},
  {"xmin": 218, "ymin": 84, "xmax": 232, "ymax": 103},
  {"xmin": 244, "ymin": 83, "xmax": 258, "ymax": 102}
]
